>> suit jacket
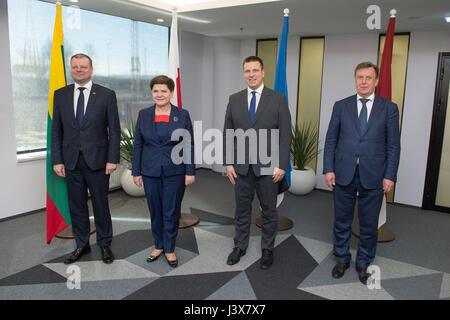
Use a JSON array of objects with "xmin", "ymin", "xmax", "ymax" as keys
[
  {"xmin": 132, "ymin": 105, "xmax": 195, "ymax": 177},
  {"xmin": 51, "ymin": 83, "xmax": 121, "ymax": 171},
  {"xmin": 223, "ymin": 86, "xmax": 292, "ymax": 176},
  {"xmin": 323, "ymin": 94, "xmax": 401, "ymax": 189}
]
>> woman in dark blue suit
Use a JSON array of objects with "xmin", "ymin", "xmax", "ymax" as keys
[{"xmin": 132, "ymin": 75, "xmax": 195, "ymax": 268}]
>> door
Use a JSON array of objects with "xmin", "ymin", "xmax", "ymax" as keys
[{"xmin": 423, "ymin": 53, "xmax": 450, "ymax": 213}]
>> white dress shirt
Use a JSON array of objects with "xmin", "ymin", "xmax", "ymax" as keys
[
  {"xmin": 74, "ymin": 80, "xmax": 92, "ymax": 116},
  {"xmin": 356, "ymin": 92, "xmax": 375, "ymax": 122},
  {"xmin": 247, "ymin": 84, "xmax": 264, "ymax": 112}
]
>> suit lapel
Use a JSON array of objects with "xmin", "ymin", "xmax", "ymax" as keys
[
  {"xmin": 363, "ymin": 95, "xmax": 383, "ymax": 135},
  {"xmin": 64, "ymin": 84, "xmax": 77, "ymax": 127},
  {"xmin": 346, "ymin": 95, "xmax": 360, "ymax": 135},
  {"xmin": 81, "ymin": 83, "xmax": 98, "ymax": 128},
  {"xmin": 252, "ymin": 87, "xmax": 271, "ymax": 125},
  {"xmin": 237, "ymin": 89, "xmax": 252, "ymax": 127},
  {"xmin": 166, "ymin": 105, "xmax": 179, "ymax": 144},
  {"xmin": 149, "ymin": 105, "xmax": 156, "ymax": 140}
]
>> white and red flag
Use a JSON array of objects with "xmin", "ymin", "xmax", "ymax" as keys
[
  {"xmin": 168, "ymin": 11, "xmax": 182, "ymax": 108},
  {"xmin": 376, "ymin": 11, "xmax": 396, "ymax": 228}
]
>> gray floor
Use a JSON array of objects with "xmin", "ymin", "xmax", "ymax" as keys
[{"xmin": 0, "ymin": 168, "xmax": 449, "ymax": 300}]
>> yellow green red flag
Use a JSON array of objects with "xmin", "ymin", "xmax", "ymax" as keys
[{"xmin": 46, "ymin": 3, "xmax": 70, "ymax": 244}]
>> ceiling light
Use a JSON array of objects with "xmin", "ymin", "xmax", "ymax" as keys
[
  {"xmin": 157, "ymin": 18, "xmax": 164, "ymax": 22},
  {"xmin": 445, "ymin": 16, "xmax": 450, "ymax": 23},
  {"xmin": 70, "ymin": 0, "xmax": 79, "ymax": 3}
]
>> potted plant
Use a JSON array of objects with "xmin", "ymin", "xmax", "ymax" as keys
[
  {"xmin": 119, "ymin": 121, "xmax": 145, "ymax": 196},
  {"xmin": 289, "ymin": 121, "xmax": 320, "ymax": 195}
]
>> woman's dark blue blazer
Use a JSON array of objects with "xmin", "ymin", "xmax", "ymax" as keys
[{"xmin": 132, "ymin": 104, "xmax": 195, "ymax": 177}]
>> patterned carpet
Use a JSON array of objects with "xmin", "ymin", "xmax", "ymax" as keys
[
  {"xmin": 0, "ymin": 207, "xmax": 449, "ymax": 301},
  {"xmin": 0, "ymin": 170, "xmax": 449, "ymax": 302}
]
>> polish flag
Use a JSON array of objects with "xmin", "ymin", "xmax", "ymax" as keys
[{"xmin": 168, "ymin": 11, "xmax": 182, "ymax": 108}]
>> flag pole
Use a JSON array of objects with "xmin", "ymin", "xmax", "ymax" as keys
[
  {"xmin": 255, "ymin": 8, "xmax": 293, "ymax": 231},
  {"xmin": 167, "ymin": 9, "xmax": 199, "ymax": 228}
]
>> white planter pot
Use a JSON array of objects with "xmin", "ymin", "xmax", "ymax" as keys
[
  {"xmin": 120, "ymin": 168, "xmax": 146, "ymax": 197},
  {"xmin": 289, "ymin": 166, "xmax": 316, "ymax": 195}
]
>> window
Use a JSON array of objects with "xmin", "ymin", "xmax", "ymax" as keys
[{"xmin": 7, "ymin": 0, "xmax": 169, "ymax": 154}]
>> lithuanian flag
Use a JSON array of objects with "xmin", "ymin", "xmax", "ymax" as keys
[{"xmin": 46, "ymin": 4, "xmax": 70, "ymax": 244}]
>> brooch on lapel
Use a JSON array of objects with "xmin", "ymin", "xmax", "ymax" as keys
[{"xmin": 173, "ymin": 116, "xmax": 178, "ymax": 122}]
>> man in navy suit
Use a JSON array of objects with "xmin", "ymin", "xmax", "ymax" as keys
[
  {"xmin": 51, "ymin": 53, "xmax": 120, "ymax": 264},
  {"xmin": 323, "ymin": 62, "xmax": 400, "ymax": 285}
]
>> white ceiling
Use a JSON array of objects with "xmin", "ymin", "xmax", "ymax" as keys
[{"xmin": 42, "ymin": 0, "xmax": 450, "ymax": 39}]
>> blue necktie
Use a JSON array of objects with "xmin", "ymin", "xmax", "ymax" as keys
[
  {"xmin": 249, "ymin": 91, "xmax": 256, "ymax": 122},
  {"xmin": 76, "ymin": 87, "xmax": 86, "ymax": 127},
  {"xmin": 359, "ymin": 98, "xmax": 369, "ymax": 135}
]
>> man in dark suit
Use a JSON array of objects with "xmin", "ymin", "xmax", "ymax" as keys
[
  {"xmin": 223, "ymin": 56, "xmax": 292, "ymax": 270},
  {"xmin": 51, "ymin": 53, "xmax": 120, "ymax": 264},
  {"xmin": 323, "ymin": 61, "xmax": 400, "ymax": 284}
]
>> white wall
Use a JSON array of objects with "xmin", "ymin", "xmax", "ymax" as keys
[
  {"xmin": 0, "ymin": 0, "xmax": 46, "ymax": 219},
  {"xmin": 395, "ymin": 31, "xmax": 450, "ymax": 206},
  {"xmin": 180, "ymin": 31, "xmax": 255, "ymax": 172}
]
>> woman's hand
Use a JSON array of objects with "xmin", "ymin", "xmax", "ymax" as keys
[
  {"xmin": 185, "ymin": 175, "xmax": 195, "ymax": 186},
  {"xmin": 133, "ymin": 176, "xmax": 143, "ymax": 187}
]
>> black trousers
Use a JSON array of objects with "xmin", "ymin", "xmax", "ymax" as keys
[
  {"xmin": 65, "ymin": 152, "xmax": 113, "ymax": 249},
  {"xmin": 234, "ymin": 166, "xmax": 278, "ymax": 250}
]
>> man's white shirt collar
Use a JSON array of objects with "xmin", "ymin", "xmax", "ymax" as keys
[
  {"xmin": 75, "ymin": 80, "xmax": 93, "ymax": 91},
  {"xmin": 248, "ymin": 84, "xmax": 264, "ymax": 95},
  {"xmin": 357, "ymin": 92, "xmax": 375, "ymax": 102}
]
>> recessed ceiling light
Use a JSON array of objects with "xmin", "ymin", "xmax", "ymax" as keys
[
  {"xmin": 70, "ymin": 0, "xmax": 79, "ymax": 3},
  {"xmin": 445, "ymin": 16, "xmax": 450, "ymax": 23},
  {"xmin": 157, "ymin": 18, "xmax": 164, "ymax": 22}
]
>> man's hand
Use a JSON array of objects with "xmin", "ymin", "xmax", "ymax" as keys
[
  {"xmin": 133, "ymin": 176, "xmax": 143, "ymax": 187},
  {"xmin": 325, "ymin": 172, "xmax": 336, "ymax": 190},
  {"xmin": 185, "ymin": 175, "xmax": 195, "ymax": 186},
  {"xmin": 105, "ymin": 163, "xmax": 117, "ymax": 175},
  {"xmin": 226, "ymin": 166, "xmax": 237, "ymax": 185},
  {"xmin": 53, "ymin": 164, "xmax": 66, "ymax": 178},
  {"xmin": 272, "ymin": 168, "xmax": 285, "ymax": 183},
  {"xmin": 383, "ymin": 178, "xmax": 395, "ymax": 193}
]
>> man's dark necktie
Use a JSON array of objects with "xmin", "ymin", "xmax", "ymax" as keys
[
  {"xmin": 76, "ymin": 87, "xmax": 86, "ymax": 127},
  {"xmin": 359, "ymin": 98, "xmax": 369, "ymax": 135},
  {"xmin": 249, "ymin": 91, "xmax": 256, "ymax": 122}
]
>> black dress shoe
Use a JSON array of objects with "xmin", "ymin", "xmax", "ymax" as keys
[
  {"xmin": 64, "ymin": 245, "xmax": 91, "ymax": 264},
  {"xmin": 331, "ymin": 262, "xmax": 350, "ymax": 279},
  {"xmin": 356, "ymin": 266, "xmax": 371, "ymax": 285},
  {"xmin": 227, "ymin": 247, "xmax": 246, "ymax": 265},
  {"xmin": 260, "ymin": 249, "xmax": 273, "ymax": 270},
  {"xmin": 146, "ymin": 252, "xmax": 163, "ymax": 263},
  {"xmin": 165, "ymin": 254, "xmax": 178, "ymax": 268},
  {"xmin": 101, "ymin": 246, "xmax": 114, "ymax": 264}
]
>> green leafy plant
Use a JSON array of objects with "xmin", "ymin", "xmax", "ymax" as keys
[
  {"xmin": 291, "ymin": 121, "xmax": 320, "ymax": 170},
  {"xmin": 120, "ymin": 121, "xmax": 136, "ymax": 170}
]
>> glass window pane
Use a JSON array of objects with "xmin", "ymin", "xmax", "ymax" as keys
[{"xmin": 7, "ymin": 0, "xmax": 169, "ymax": 153}]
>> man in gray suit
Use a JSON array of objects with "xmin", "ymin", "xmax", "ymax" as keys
[{"xmin": 223, "ymin": 56, "xmax": 292, "ymax": 269}]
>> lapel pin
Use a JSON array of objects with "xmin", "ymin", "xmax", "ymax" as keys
[
  {"xmin": 92, "ymin": 92, "xmax": 96, "ymax": 95},
  {"xmin": 173, "ymin": 116, "xmax": 178, "ymax": 122}
]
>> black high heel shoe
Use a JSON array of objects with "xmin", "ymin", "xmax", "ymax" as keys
[
  {"xmin": 146, "ymin": 250, "xmax": 163, "ymax": 263},
  {"xmin": 165, "ymin": 253, "xmax": 178, "ymax": 268}
]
